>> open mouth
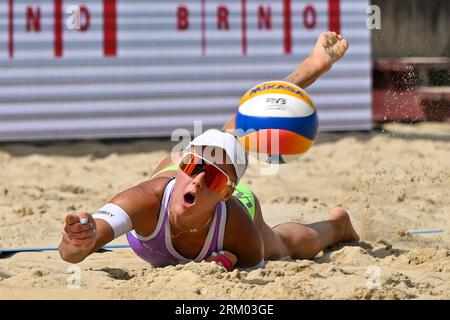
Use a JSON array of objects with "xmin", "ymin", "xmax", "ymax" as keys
[{"xmin": 183, "ymin": 192, "xmax": 196, "ymax": 206}]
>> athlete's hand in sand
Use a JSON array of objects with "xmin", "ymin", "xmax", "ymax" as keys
[{"xmin": 61, "ymin": 212, "xmax": 97, "ymax": 257}]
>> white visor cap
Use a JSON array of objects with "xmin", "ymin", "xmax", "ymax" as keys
[{"xmin": 189, "ymin": 129, "xmax": 248, "ymax": 184}]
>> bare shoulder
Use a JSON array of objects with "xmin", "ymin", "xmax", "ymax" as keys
[
  {"xmin": 223, "ymin": 197, "xmax": 264, "ymax": 268},
  {"xmin": 137, "ymin": 177, "xmax": 171, "ymax": 198},
  {"xmin": 110, "ymin": 177, "xmax": 172, "ymax": 237}
]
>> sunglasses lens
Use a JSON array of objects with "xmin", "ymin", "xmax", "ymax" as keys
[
  {"xmin": 179, "ymin": 154, "xmax": 230, "ymax": 192},
  {"xmin": 179, "ymin": 154, "xmax": 201, "ymax": 176},
  {"xmin": 203, "ymin": 166, "xmax": 228, "ymax": 192}
]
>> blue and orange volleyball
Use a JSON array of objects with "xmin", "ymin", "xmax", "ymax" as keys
[{"xmin": 235, "ymin": 81, "xmax": 318, "ymax": 163}]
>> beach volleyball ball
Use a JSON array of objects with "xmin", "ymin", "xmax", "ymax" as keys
[{"xmin": 235, "ymin": 80, "xmax": 318, "ymax": 163}]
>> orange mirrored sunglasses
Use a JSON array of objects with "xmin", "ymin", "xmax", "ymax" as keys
[{"xmin": 179, "ymin": 152, "xmax": 236, "ymax": 192}]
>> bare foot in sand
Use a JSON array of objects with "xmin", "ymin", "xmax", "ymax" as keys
[
  {"xmin": 329, "ymin": 207, "xmax": 360, "ymax": 243},
  {"xmin": 310, "ymin": 31, "xmax": 349, "ymax": 72}
]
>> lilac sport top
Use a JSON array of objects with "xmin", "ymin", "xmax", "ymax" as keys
[{"xmin": 126, "ymin": 178, "xmax": 228, "ymax": 267}]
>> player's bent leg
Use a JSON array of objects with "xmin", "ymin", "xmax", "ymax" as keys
[
  {"xmin": 272, "ymin": 222, "xmax": 324, "ymax": 259},
  {"xmin": 272, "ymin": 207, "xmax": 360, "ymax": 260},
  {"xmin": 327, "ymin": 207, "xmax": 360, "ymax": 243}
]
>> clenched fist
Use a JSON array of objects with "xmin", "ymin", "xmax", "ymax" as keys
[{"xmin": 59, "ymin": 212, "xmax": 97, "ymax": 263}]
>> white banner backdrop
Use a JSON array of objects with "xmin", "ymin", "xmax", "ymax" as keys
[{"xmin": 0, "ymin": 0, "xmax": 372, "ymax": 141}]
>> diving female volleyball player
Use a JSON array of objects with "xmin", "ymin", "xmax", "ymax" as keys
[{"xmin": 59, "ymin": 32, "xmax": 359, "ymax": 271}]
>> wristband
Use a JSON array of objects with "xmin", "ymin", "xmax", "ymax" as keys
[{"xmin": 92, "ymin": 203, "xmax": 132, "ymax": 238}]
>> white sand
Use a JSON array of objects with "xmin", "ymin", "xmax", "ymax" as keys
[{"xmin": 0, "ymin": 122, "xmax": 449, "ymax": 299}]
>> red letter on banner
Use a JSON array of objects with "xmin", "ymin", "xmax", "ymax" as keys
[
  {"xmin": 177, "ymin": 6, "xmax": 189, "ymax": 30},
  {"xmin": 103, "ymin": 0, "xmax": 117, "ymax": 57},
  {"xmin": 217, "ymin": 6, "xmax": 229, "ymax": 30},
  {"xmin": 9, "ymin": 0, "xmax": 14, "ymax": 58},
  {"xmin": 283, "ymin": 0, "xmax": 292, "ymax": 55},
  {"xmin": 79, "ymin": 6, "xmax": 90, "ymax": 32},
  {"xmin": 54, "ymin": 0, "xmax": 63, "ymax": 58},
  {"xmin": 328, "ymin": 0, "xmax": 340, "ymax": 34},
  {"xmin": 26, "ymin": 6, "xmax": 41, "ymax": 32},
  {"xmin": 258, "ymin": 6, "xmax": 271, "ymax": 30},
  {"xmin": 241, "ymin": 0, "xmax": 247, "ymax": 56},
  {"xmin": 303, "ymin": 5, "xmax": 316, "ymax": 29}
]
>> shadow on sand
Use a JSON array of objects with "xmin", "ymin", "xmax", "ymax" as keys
[{"xmin": 314, "ymin": 241, "xmax": 409, "ymax": 264}]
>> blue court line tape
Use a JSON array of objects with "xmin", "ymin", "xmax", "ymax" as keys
[
  {"xmin": 0, "ymin": 244, "xmax": 130, "ymax": 253},
  {"xmin": 408, "ymin": 229, "xmax": 445, "ymax": 235}
]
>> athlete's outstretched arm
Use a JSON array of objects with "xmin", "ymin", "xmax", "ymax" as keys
[
  {"xmin": 222, "ymin": 31, "xmax": 349, "ymax": 130},
  {"xmin": 59, "ymin": 180, "xmax": 162, "ymax": 264}
]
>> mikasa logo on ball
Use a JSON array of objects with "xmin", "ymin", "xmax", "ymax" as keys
[{"xmin": 250, "ymin": 83, "xmax": 305, "ymax": 97}]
